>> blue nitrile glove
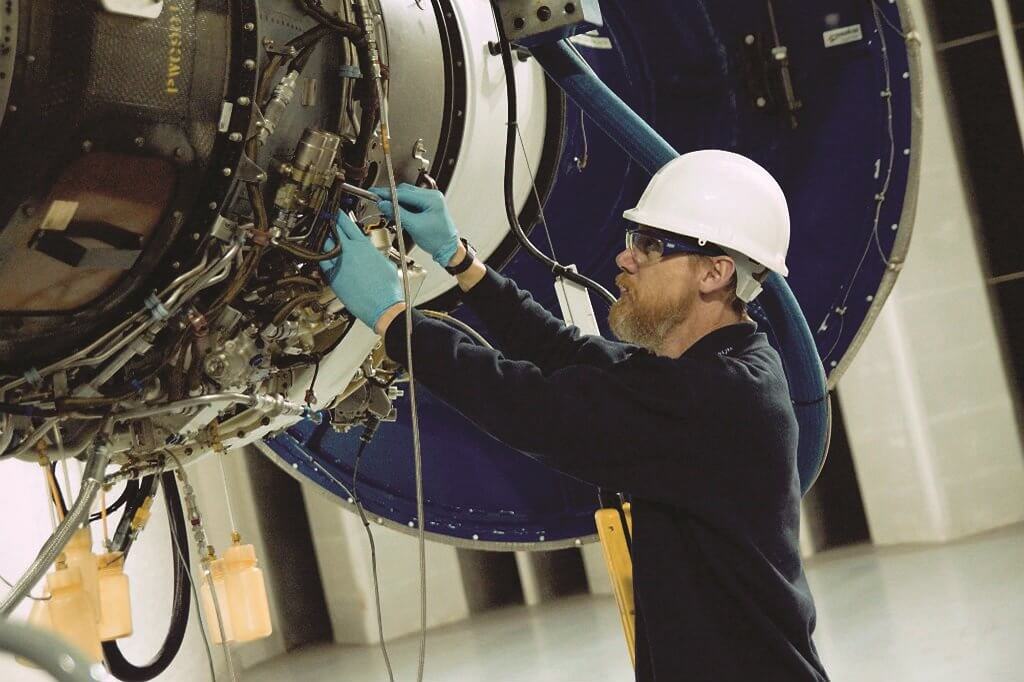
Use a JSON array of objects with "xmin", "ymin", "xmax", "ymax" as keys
[
  {"xmin": 369, "ymin": 183, "xmax": 460, "ymax": 267},
  {"xmin": 320, "ymin": 211, "xmax": 404, "ymax": 331}
]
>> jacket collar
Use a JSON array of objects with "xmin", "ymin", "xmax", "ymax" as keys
[{"xmin": 681, "ymin": 321, "xmax": 758, "ymax": 360}]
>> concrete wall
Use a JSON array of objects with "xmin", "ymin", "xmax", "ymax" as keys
[
  {"xmin": 837, "ymin": 0, "xmax": 1024, "ymax": 545},
  {"xmin": 301, "ymin": 483, "xmax": 471, "ymax": 644}
]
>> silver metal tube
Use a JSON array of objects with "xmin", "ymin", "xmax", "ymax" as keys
[
  {"xmin": 111, "ymin": 392, "xmax": 307, "ymax": 423},
  {"xmin": 339, "ymin": 182, "xmax": 382, "ymax": 204},
  {"xmin": 165, "ymin": 243, "xmax": 240, "ymax": 310},
  {"xmin": 103, "ymin": 458, "xmax": 179, "ymax": 486},
  {"xmin": 79, "ymin": 243, "xmax": 239, "ymax": 391},
  {"xmin": 0, "ymin": 620, "xmax": 108, "ymax": 681},
  {"xmin": 0, "ymin": 246, "xmax": 222, "ymax": 394},
  {"xmin": 166, "ymin": 250, "xmax": 211, "ymax": 291},
  {"xmin": 2, "ymin": 417, "xmax": 60, "ymax": 460},
  {"xmin": 112, "ymin": 392, "xmax": 255, "ymax": 421},
  {"xmin": 0, "ymin": 438, "xmax": 111, "ymax": 616}
]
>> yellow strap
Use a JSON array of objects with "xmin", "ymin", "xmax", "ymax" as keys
[{"xmin": 595, "ymin": 508, "xmax": 635, "ymax": 668}]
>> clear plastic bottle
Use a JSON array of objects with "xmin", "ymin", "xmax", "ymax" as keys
[
  {"xmin": 46, "ymin": 564, "xmax": 103, "ymax": 662},
  {"xmin": 223, "ymin": 542, "xmax": 272, "ymax": 642},
  {"xmin": 64, "ymin": 527, "xmax": 100, "ymax": 622},
  {"xmin": 97, "ymin": 551, "xmax": 133, "ymax": 641},
  {"xmin": 199, "ymin": 557, "xmax": 235, "ymax": 644}
]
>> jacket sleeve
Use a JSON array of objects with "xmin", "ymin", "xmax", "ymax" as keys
[
  {"xmin": 385, "ymin": 309, "xmax": 733, "ymax": 505},
  {"xmin": 459, "ymin": 266, "xmax": 629, "ymax": 373}
]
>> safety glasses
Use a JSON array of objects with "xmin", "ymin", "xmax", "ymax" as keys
[{"xmin": 625, "ymin": 227, "xmax": 724, "ymax": 266}]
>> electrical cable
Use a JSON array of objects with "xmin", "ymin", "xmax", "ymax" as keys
[
  {"xmin": 377, "ymin": 79, "xmax": 429, "ymax": 682},
  {"xmin": 488, "ymin": 1, "xmax": 617, "ymax": 307},
  {"xmin": 274, "ymin": 239, "xmax": 343, "ymax": 262},
  {"xmin": 351, "ymin": 420, "xmax": 396, "ymax": 682},
  {"xmin": 89, "ymin": 479, "xmax": 137, "ymax": 523},
  {"xmin": 515, "ymin": 127, "xmax": 559, "ymax": 261},
  {"xmin": 0, "ymin": 574, "xmax": 48, "ymax": 601},
  {"xmin": 103, "ymin": 472, "xmax": 192, "ymax": 682},
  {"xmin": 360, "ymin": 3, "xmax": 429, "ymax": 675},
  {"xmin": 216, "ymin": 453, "xmax": 238, "ymax": 535},
  {"xmin": 291, "ymin": 421, "xmax": 395, "ymax": 682},
  {"xmin": 166, "ymin": 505, "xmax": 218, "ymax": 682},
  {"xmin": 164, "ymin": 451, "xmax": 238, "ymax": 682},
  {"xmin": 420, "ymin": 310, "xmax": 493, "ymax": 348},
  {"xmin": 820, "ymin": 0, "xmax": 901, "ymax": 363},
  {"xmin": 110, "ymin": 475, "xmax": 159, "ymax": 557},
  {"xmin": 271, "ymin": 291, "xmax": 323, "ymax": 326},
  {"xmin": 48, "ymin": 463, "xmax": 68, "ymax": 518}
]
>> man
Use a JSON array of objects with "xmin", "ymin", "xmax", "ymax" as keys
[{"xmin": 324, "ymin": 150, "xmax": 828, "ymax": 681}]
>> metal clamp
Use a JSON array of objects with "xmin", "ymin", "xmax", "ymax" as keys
[{"xmin": 144, "ymin": 294, "xmax": 170, "ymax": 322}]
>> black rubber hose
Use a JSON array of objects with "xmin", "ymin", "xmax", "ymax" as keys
[
  {"xmin": 110, "ymin": 475, "xmax": 160, "ymax": 555},
  {"xmin": 88, "ymin": 479, "xmax": 139, "ymax": 523},
  {"xmin": 345, "ymin": 4, "xmax": 380, "ymax": 178},
  {"xmin": 488, "ymin": 2, "xmax": 617, "ymax": 306},
  {"xmin": 103, "ymin": 473, "xmax": 191, "ymax": 681}
]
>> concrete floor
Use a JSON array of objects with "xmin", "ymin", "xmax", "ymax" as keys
[{"xmin": 247, "ymin": 524, "xmax": 1024, "ymax": 682}]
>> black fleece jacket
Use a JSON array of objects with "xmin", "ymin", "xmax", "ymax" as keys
[{"xmin": 384, "ymin": 267, "xmax": 828, "ymax": 682}]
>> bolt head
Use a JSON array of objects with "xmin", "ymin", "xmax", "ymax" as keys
[
  {"xmin": 237, "ymin": 96, "xmax": 251, "ymax": 106},
  {"xmin": 745, "ymin": 34, "xmax": 756, "ymax": 45},
  {"xmin": 81, "ymin": 140, "xmax": 93, "ymax": 152},
  {"xmin": 228, "ymin": 132, "xmax": 243, "ymax": 142},
  {"xmin": 222, "ymin": 167, "xmax": 233, "ymax": 176},
  {"xmin": 755, "ymin": 97, "xmax": 767, "ymax": 108},
  {"xmin": 243, "ymin": 22, "xmax": 255, "ymax": 31},
  {"xmin": 134, "ymin": 136, "xmax": 145, "ymax": 147},
  {"xmin": 243, "ymin": 59, "xmax": 256, "ymax": 71}
]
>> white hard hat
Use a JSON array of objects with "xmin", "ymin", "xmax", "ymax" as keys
[{"xmin": 623, "ymin": 150, "xmax": 791, "ymax": 302}]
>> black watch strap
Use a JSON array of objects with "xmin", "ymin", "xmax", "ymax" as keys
[{"xmin": 444, "ymin": 238, "xmax": 476, "ymax": 275}]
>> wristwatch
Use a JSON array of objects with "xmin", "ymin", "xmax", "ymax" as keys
[{"xmin": 444, "ymin": 237, "xmax": 477, "ymax": 275}]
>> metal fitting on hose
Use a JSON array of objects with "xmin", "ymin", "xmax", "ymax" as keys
[
  {"xmin": 0, "ymin": 434, "xmax": 112, "ymax": 615},
  {"xmin": 250, "ymin": 393, "xmax": 306, "ymax": 416},
  {"xmin": 258, "ymin": 71, "xmax": 299, "ymax": 144}
]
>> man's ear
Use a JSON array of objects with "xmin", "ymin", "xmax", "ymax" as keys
[{"xmin": 697, "ymin": 256, "xmax": 736, "ymax": 295}]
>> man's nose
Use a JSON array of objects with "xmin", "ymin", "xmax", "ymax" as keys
[{"xmin": 616, "ymin": 248, "xmax": 638, "ymax": 274}]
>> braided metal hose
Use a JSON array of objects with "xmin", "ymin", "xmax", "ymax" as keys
[{"xmin": 0, "ymin": 437, "xmax": 111, "ymax": 616}]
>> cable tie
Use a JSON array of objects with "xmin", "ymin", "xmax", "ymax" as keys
[
  {"xmin": 23, "ymin": 367, "xmax": 43, "ymax": 387},
  {"xmin": 144, "ymin": 294, "xmax": 170, "ymax": 322}
]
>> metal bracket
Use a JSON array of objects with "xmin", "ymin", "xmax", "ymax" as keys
[
  {"xmin": 235, "ymin": 153, "xmax": 267, "ymax": 183},
  {"xmin": 494, "ymin": 0, "xmax": 603, "ymax": 47},
  {"xmin": 99, "ymin": 0, "xmax": 165, "ymax": 20},
  {"xmin": 209, "ymin": 215, "xmax": 238, "ymax": 243},
  {"xmin": 261, "ymin": 38, "xmax": 298, "ymax": 59}
]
